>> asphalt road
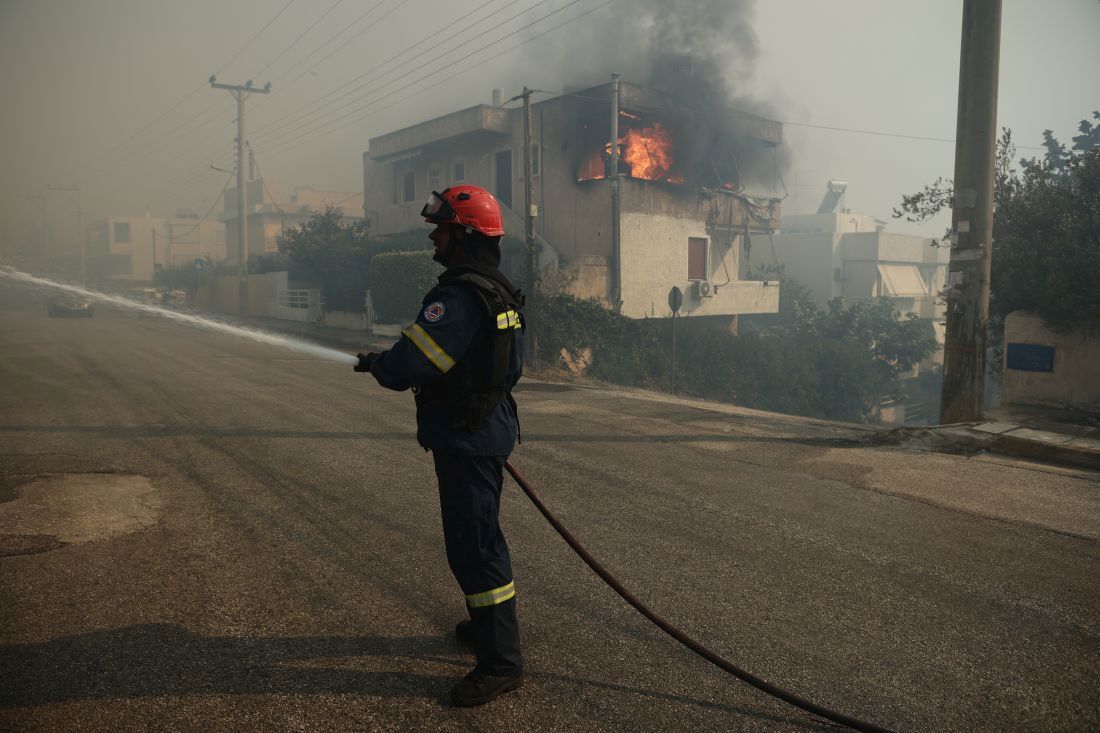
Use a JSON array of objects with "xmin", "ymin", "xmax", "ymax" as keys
[{"xmin": 1, "ymin": 295, "xmax": 1098, "ymax": 732}]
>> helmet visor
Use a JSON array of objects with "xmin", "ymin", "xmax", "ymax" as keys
[{"xmin": 420, "ymin": 190, "xmax": 455, "ymax": 222}]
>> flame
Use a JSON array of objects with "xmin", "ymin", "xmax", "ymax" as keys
[
  {"xmin": 578, "ymin": 118, "xmax": 682, "ymax": 183},
  {"xmin": 622, "ymin": 124, "xmax": 675, "ymax": 180}
]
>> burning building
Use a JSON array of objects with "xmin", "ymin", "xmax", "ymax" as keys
[{"xmin": 362, "ymin": 79, "xmax": 783, "ymax": 319}]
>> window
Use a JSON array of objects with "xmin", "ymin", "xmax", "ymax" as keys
[
  {"xmin": 402, "ymin": 170, "xmax": 416, "ymax": 202},
  {"xmin": 688, "ymin": 237, "xmax": 707, "ymax": 281},
  {"xmin": 428, "ymin": 165, "xmax": 441, "ymax": 191},
  {"xmin": 531, "ymin": 143, "xmax": 541, "ymax": 177},
  {"xmin": 113, "ymin": 222, "xmax": 132, "ymax": 243},
  {"xmin": 452, "ymin": 159, "xmax": 465, "ymax": 182}
]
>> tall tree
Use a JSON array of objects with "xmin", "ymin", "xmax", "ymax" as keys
[{"xmin": 895, "ymin": 113, "xmax": 1100, "ymax": 335}]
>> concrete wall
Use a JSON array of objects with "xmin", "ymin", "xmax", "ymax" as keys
[
  {"xmin": 1002, "ymin": 311, "xmax": 1100, "ymax": 411},
  {"xmin": 322, "ymin": 310, "xmax": 370, "ymax": 330},
  {"xmin": 749, "ymin": 231, "xmax": 842, "ymax": 302},
  {"xmin": 618, "ymin": 211, "xmax": 777, "ymax": 318}
]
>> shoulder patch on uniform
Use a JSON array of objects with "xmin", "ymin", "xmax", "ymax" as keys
[{"xmin": 423, "ymin": 301, "xmax": 446, "ymax": 323}]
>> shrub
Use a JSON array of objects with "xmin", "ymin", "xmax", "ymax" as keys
[{"xmin": 367, "ymin": 251, "xmax": 441, "ymax": 323}]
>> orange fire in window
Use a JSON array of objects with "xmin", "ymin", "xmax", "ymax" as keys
[{"xmin": 578, "ymin": 119, "xmax": 683, "ymax": 183}]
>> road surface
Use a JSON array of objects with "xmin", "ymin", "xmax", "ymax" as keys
[{"xmin": 1, "ymin": 296, "xmax": 1098, "ymax": 731}]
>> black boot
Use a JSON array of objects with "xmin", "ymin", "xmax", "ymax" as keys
[{"xmin": 450, "ymin": 668, "xmax": 525, "ymax": 707}]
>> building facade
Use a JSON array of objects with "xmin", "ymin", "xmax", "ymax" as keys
[
  {"xmin": 86, "ymin": 213, "xmax": 225, "ymax": 284},
  {"xmin": 220, "ymin": 179, "xmax": 364, "ymax": 266},
  {"xmin": 362, "ymin": 81, "xmax": 785, "ymax": 319},
  {"xmin": 750, "ymin": 208, "xmax": 949, "ymax": 347}
]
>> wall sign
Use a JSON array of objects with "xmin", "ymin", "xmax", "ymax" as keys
[{"xmin": 1006, "ymin": 343, "xmax": 1055, "ymax": 372}]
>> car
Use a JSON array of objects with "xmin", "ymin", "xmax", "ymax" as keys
[{"xmin": 47, "ymin": 296, "xmax": 93, "ymax": 318}]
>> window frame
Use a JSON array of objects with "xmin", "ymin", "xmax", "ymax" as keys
[
  {"xmin": 687, "ymin": 236, "xmax": 708, "ymax": 281},
  {"xmin": 402, "ymin": 169, "xmax": 416, "ymax": 203},
  {"xmin": 113, "ymin": 221, "xmax": 132, "ymax": 244},
  {"xmin": 452, "ymin": 158, "xmax": 466, "ymax": 183}
]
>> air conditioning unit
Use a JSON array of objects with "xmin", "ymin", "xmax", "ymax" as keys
[{"xmin": 693, "ymin": 280, "xmax": 714, "ymax": 298}]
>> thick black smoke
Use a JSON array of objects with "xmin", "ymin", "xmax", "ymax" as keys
[{"xmin": 504, "ymin": 0, "xmax": 786, "ymax": 192}]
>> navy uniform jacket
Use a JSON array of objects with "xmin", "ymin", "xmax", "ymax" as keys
[{"xmin": 370, "ymin": 278, "xmax": 523, "ymax": 456}]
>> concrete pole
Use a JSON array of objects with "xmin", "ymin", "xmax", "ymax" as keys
[
  {"xmin": 210, "ymin": 77, "xmax": 270, "ymax": 315},
  {"xmin": 522, "ymin": 87, "xmax": 537, "ymax": 362},
  {"xmin": 236, "ymin": 91, "xmax": 248, "ymax": 314},
  {"xmin": 610, "ymin": 73, "xmax": 622, "ymax": 312},
  {"xmin": 46, "ymin": 184, "xmax": 83, "ymax": 284},
  {"xmin": 940, "ymin": 0, "xmax": 1002, "ymax": 424}
]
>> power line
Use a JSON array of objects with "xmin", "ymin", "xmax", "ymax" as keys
[
  {"xmin": 257, "ymin": 0, "xmax": 588, "ymax": 150},
  {"xmin": 250, "ymin": 0, "xmax": 345, "ymax": 80},
  {"xmin": 262, "ymin": 0, "xmax": 620, "ymax": 157},
  {"xmin": 217, "ymin": 0, "xmax": 297, "ymax": 75},
  {"xmin": 74, "ymin": 0, "xmax": 297, "ymax": 181},
  {"xmin": 271, "ymin": 0, "xmax": 401, "ymax": 97},
  {"xmin": 553, "ymin": 90, "xmax": 1045, "ymax": 151},
  {"xmin": 161, "ymin": 169, "xmax": 237, "ymax": 240},
  {"xmin": 251, "ymin": 0, "xmax": 544, "ymax": 143}
]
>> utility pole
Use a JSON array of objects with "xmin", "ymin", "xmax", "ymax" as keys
[
  {"xmin": 521, "ymin": 86, "xmax": 537, "ymax": 362},
  {"xmin": 609, "ymin": 73, "xmax": 622, "ymax": 312},
  {"xmin": 46, "ymin": 184, "xmax": 83, "ymax": 286},
  {"xmin": 16, "ymin": 194, "xmax": 48, "ymax": 270},
  {"xmin": 940, "ymin": 0, "xmax": 1002, "ymax": 424},
  {"xmin": 152, "ymin": 228, "xmax": 157, "ymax": 281},
  {"xmin": 210, "ymin": 76, "xmax": 271, "ymax": 315}
]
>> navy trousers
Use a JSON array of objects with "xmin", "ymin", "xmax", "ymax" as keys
[{"xmin": 432, "ymin": 450, "xmax": 523, "ymax": 675}]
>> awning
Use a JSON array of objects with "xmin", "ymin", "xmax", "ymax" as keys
[{"xmin": 877, "ymin": 264, "xmax": 927, "ymax": 297}]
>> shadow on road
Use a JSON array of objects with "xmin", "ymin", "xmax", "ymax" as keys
[
  {"xmin": 0, "ymin": 623, "xmax": 826, "ymax": 729},
  {"xmin": 0, "ymin": 623, "xmax": 451, "ymax": 707},
  {"xmin": 0, "ymin": 423, "xmax": 870, "ymax": 448}
]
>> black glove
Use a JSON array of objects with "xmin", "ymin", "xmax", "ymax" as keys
[{"xmin": 354, "ymin": 352, "xmax": 377, "ymax": 373}]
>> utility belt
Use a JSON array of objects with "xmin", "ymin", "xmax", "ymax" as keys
[{"xmin": 415, "ymin": 381, "xmax": 516, "ymax": 433}]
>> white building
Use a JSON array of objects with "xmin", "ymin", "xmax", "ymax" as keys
[{"xmin": 750, "ymin": 183, "xmax": 948, "ymax": 349}]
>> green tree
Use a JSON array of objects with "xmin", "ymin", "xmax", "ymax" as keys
[
  {"xmin": 278, "ymin": 207, "xmax": 373, "ymax": 312},
  {"xmin": 895, "ymin": 112, "xmax": 1100, "ymax": 335}
]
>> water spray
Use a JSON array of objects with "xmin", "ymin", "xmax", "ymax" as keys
[{"xmin": 0, "ymin": 267, "xmax": 357, "ymax": 366}]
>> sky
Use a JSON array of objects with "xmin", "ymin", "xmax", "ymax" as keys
[{"xmin": 1, "ymin": 0, "xmax": 1097, "ymax": 254}]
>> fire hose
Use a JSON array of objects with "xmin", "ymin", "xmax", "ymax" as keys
[{"xmin": 504, "ymin": 460, "xmax": 895, "ymax": 733}]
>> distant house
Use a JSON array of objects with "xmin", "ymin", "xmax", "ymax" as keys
[
  {"xmin": 750, "ymin": 182, "xmax": 949, "ymax": 361},
  {"xmin": 362, "ymin": 80, "xmax": 785, "ymax": 320},
  {"xmin": 86, "ymin": 212, "xmax": 225, "ymax": 284},
  {"xmin": 219, "ymin": 179, "xmax": 365, "ymax": 266}
]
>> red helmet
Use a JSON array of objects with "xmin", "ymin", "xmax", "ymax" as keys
[{"xmin": 421, "ymin": 184, "xmax": 505, "ymax": 237}]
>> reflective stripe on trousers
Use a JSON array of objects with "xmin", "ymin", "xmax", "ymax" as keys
[{"xmin": 433, "ymin": 450, "xmax": 523, "ymax": 675}]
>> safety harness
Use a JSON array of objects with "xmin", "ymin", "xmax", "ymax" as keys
[{"xmin": 415, "ymin": 268, "xmax": 525, "ymax": 432}]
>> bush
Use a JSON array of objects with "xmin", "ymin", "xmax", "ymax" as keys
[{"xmin": 367, "ymin": 251, "xmax": 441, "ymax": 323}]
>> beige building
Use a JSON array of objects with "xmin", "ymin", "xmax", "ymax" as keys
[
  {"xmin": 749, "ymin": 192, "xmax": 949, "ymax": 354},
  {"xmin": 220, "ymin": 179, "xmax": 364, "ymax": 266},
  {"xmin": 362, "ymin": 81, "xmax": 785, "ymax": 319},
  {"xmin": 86, "ymin": 213, "xmax": 225, "ymax": 284}
]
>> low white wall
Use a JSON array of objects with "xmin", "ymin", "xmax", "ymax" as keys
[
  {"xmin": 323, "ymin": 310, "xmax": 370, "ymax": 331},
  {"xmin": 1003, "ymin": 311, "xmax": 1100, "ymax": 411}
]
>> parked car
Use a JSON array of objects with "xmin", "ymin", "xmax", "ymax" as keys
[{"xmin": 47, "ymin": 296, "xmax": 93, "ymax": 317}]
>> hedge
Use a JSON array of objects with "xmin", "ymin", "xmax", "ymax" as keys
[{"xmin": 367, "ymin": 251, "xmax": 441, "ymax": 323}]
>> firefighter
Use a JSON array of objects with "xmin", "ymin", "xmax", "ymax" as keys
[{"xmin": 354, "ymin": 184, "xmax": 526, "ymax": 707}]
